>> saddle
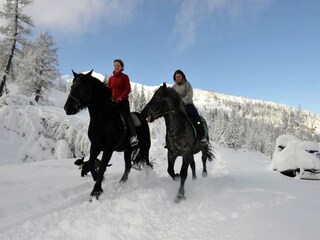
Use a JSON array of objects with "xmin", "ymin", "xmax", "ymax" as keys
[
  {"xmin": 119, "ymin": 112, "xmax": 142, "ymax": 128},
  {"xmin": 130, "ymin": 113, "xmax": 142, "ymax": 127},
  {"xmin": 187, "ymin": 116, "xmax": 208, "ymax": 140}
]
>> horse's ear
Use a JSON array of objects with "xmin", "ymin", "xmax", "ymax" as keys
[
  {"xmin": 86, "ymin": 69, "xmax": 94, "ymax": 76},
  {"xmin": 163, "ymin": 82, "xmax": 167, "ymax": 89},
  {"xmin": 72, "ymin": 70, "xmax": 78, "ymax": 77},
  {"xmin": 162, "ymin": 82, "xmax": 168, "ymax": 96}
]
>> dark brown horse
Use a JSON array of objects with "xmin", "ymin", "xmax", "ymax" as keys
[{"xmin": 141, "ymin": 83, "xmax": 214, "ymax": 202}]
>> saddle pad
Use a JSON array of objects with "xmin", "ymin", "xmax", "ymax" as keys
[{"xmin": 131, "ymin": 113, "xmax": 141, "ymax": 127}]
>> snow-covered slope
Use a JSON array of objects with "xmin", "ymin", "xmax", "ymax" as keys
[{"xmin": 1, "ymin": 79, "xmax": 320, "ymax": 239}]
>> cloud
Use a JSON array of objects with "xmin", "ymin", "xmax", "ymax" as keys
[
  {"xmin": 22, "ymin": 0, "xmax": 142, "ymax": 33},
  {"xmin": 171, "ymin": 0, "xmax": 273, "ymax": 52},
  {"xmin": 171, "ymin": 1, "xmax": 206, "ymax": 52}
]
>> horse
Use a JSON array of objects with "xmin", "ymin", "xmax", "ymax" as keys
[
  {"xmin": 64, "ymin": 70, "xmax": 152, "ymax": 201},
  {"xmin": 141, "ymin": 83, "xmax": 214, "ymax": 202}
]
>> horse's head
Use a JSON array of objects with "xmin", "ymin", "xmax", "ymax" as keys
[
  {"xmin": 141, "ymin": 82, "xmax": 185, "ymax": 122},
  {"xmin": 64, "ymin": 70, "xmax": 94, "ymax": 115}
]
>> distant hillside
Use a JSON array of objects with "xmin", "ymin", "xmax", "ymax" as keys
[
  {"xmin": 26, "ymin": 73, "xmax": 317, "ymax": 161},
  {"xmin": 128, "ymin": 81, "xmax": 320, "ymax": 156},
  {"xmin": 61, "ymin": 72, "xmax": 320, "ymax": 134},
  {"xmin": 129, "ymin": 82, "xmax": 320, "ymax": 133}
]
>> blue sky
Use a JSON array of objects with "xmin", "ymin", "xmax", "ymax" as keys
[{"xmin": 15, "ymin": 0, "xmax": 320, "ymax": 114}]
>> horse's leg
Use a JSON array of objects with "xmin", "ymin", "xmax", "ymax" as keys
[
  {"xmin": 88, "ymin": 146, "xmax": 101, "ymax": 181},
  {"xmin": 120, "ymin": 150, "xmax": 132, "ymax": 183},
  {"xmin": 189, "ymin": 155, "xmax": 197, "ymax": 180},
  {"xmin": 142, "ymin": 148, "xmax": 153, "ymax": 169},
  {"xmin": 201, "ymin": 148, "xmax": 208, "ymax": 177},
  {"xmin": 175, "ymin": 154, "xmax": 190, "ymax": 203},
  {"xmin": 90, "ymin": 150, "xmax": 113, "ymax": 201},
  {"xmin": 167, "ymin": 150, "xmax": 178, "ymax": 180}
]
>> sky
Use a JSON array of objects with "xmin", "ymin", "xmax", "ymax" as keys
[{"xmin": 1, "ymin": 0, "xmax": 320, "ymax": 114}]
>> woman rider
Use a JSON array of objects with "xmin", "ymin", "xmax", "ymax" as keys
[
  {"xmin": 172, "ymin": 69, "xmax": 208, "ymax": 146},
  {"xmin": 107, "ymin": 59, "xmax": 138, "ymax": 146}
]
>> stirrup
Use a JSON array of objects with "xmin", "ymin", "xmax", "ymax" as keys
[
  {"xmin": 201, "ymin": 137, "xmax": 208, "ymax": 146},
  {"xmin": 130, "ymin": 136, "xmax": 139, "ymax": 146}
]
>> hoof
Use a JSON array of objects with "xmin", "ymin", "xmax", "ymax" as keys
[
  {"xmin": 192, "ymin": 175, "xmax": 197, "ymax": 180},
  {"xmin": 120, "ymin": 177, "xmax": 128, "ymax": 183},
  {"xmin": 90, "ymin": 187, "xmax": 103, "ymax": 202},
  {"xmin": 202, "ymin": 171, "xmax": 208, "ymax": 177},
  {"xmin": 173, "ymin": 174, "xmax": 180, "ymax": 181},
  {"xmin": 89, "ymin": 191, "xmax": 102, "ymax": 202},
  {"xmin": 175, "ymin": 194, "xmax": 186, "ymax": 203}
]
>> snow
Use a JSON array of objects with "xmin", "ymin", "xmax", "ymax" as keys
[{"xmin": 1, "ymin": 83, "xmax": 320, "ymax": 240}]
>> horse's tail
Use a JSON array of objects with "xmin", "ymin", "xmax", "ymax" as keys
[
  {"xmin": 205, "ymin": 144, "xmax": 215, "ymax": 162},
  {"xmin": 131, "ymin": 112, "xmax": 153, "ymax": 170},
  {"xmin": 131, "ymin": 147, "xmax": 153, "ymax": 170},
  {"xmin": 131, "ymin": 148, "xmax": 142, "ymax": 169}
]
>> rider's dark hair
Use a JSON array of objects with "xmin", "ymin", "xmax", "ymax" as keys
[
  {"xmin": 114, "ymin": 59, "xmax": 125, "ymax": 70},
  {"xmin": 173, "ymin": 69, "xmax": 187, "ymax": 82}
]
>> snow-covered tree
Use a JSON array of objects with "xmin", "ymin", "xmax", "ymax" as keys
[
  {"xmin": 212, "ymin": 110, "xmax": 227, "ymax": 144},
  {"xmin": 136, "ymin": 85, "xmax": 146, "ymax": 112},
  {"xmin": 0, "ymin": 0, "xmax": 33, "ymax": 96},
  {"xmin": 221, "ymin": 109, "xmax": 241, "ymax": 149},
  {"xmin": 131, "ymin": 84, "xmax": 140, "ymax": 111},
  {"xmin": 129, "ymin": 84, "xmax": 137, "ymax": 111},
  {"xmin": 17, "ymin": 31, "xmax": 59, "ymax": 102}
]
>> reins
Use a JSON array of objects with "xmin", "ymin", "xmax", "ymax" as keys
[
  {"xmin": 153, "ymin": 110, "xmax": 176, "ymax": 119},
  {"xmin": 68, "ymin": 94, "xmax": 97, "ymax": 109},
  {"xmin": 161, "ymin": 108, "xmax": 197, "ymax": 142}
]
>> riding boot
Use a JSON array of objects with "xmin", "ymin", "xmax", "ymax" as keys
[
  {"xmin": 196, "ymin": 121, "xmax": 208, "ymax": 146},
  {"xmin": 126, "ymin": 115, "xmax": 139, "ymax": 146}
]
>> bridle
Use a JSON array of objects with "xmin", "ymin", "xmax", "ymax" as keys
[
  {"xmin": 152, "ymin": 109, "xmax": 176, "ymax": 119},
  {"xmin": 67, "ymin": 93, "xmax": 96, "ymax": 110}
]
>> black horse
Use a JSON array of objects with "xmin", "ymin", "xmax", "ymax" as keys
[
  {"xmin": 141, "ymin": 83, "xmax": 214, "ymax": 202},
  {"xmin": 64, "ymin": 70, "xmax": 152, "ymax": 201}
]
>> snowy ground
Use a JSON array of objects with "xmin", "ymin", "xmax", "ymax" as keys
[
  {"xmin": 1, "ymin": 83, "xmax": 319, "ymax": 240},
  {"xmin": 1, "ymin": 145, "xmax": 319, "ymax": 240}
]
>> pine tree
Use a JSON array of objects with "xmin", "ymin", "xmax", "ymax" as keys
[
  {"xmin": 136, "ymin": 85, "xmax": 146, "ymax": 112},
  {"xmin": 129, "ymin": 84, "xmax": 138, "ymax": 111},
  {"xmin": 132, "ymin": 84, "xmax": 140, "ymax": 112},
  {"xmin": 17, "ymin": 31, "xmax": 59, "ymax": 102},
  {"xmin": 222, "ymin": 109, "xmax": 241, "ymax": 149},
  {"xmin": 213, "ymin": 111, "xmax": 227, "ymax": 144},
  {"xmin": 280, "ymin": 110, "xmax": 289, "ymax": 134},
  {"xmin": 0, "ymin": 0, "xmax": 33, "ymax": 96}
]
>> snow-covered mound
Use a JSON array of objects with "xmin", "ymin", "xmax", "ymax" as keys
[
  {"xmin": 271, "ymin": 134, "xmax": 320, "ymax": 179},
  {"xmin": 0, "ymin": 91, "xmax": 90, "ymax": 164}
]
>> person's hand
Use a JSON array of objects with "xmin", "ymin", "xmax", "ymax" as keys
[{"xmin": 115, "ymin": 98, "xmax": 122, "ymax": 103}]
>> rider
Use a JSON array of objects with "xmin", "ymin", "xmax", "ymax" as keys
[
  {"xmin": 107, "ymin": 59, "xmax": 138, "ymax": 146},
  {"xmin": 172, "ymin": 69, "xmax": 208, "ymax": 146}
]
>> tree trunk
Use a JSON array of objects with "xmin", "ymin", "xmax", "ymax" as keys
[
  {"xmin": 0, "ymin": 0, "xmax": 19, "ymax": 97},
  {"xmin": 35, "ymin": 88, "xmax": 41, "ymax": 102},
  {"xmin": 0, "ymin": 75, "xmax": 7, "ymax": 96}
]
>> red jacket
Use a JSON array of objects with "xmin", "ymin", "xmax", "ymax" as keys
[{"xmin": 107, "ymin": 71, "xmax": 131, "ymax": 101}]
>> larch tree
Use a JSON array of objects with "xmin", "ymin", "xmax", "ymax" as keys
[
  {"xmin": 17, "ymin": 31, "xmax": 59, "ymax": 102},
  {"xmin": 0, "ymin": 0, "xmax": 33, "ymax": 96}
]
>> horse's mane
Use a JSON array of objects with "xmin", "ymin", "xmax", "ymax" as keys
[
  {"xmin": 72, "ymin": 72, "xmax": 117, "ymax": 111},
  {"xmin": 78, "ymin": 74, "xmax": 113, "ymax": 103},
  {"xmin": 159, "ymin": 85, "xmax": 187, "ymax": 116},
  {"xmin": 87, "ymin": 75, "xmax": 111, "ymax": 97}
]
